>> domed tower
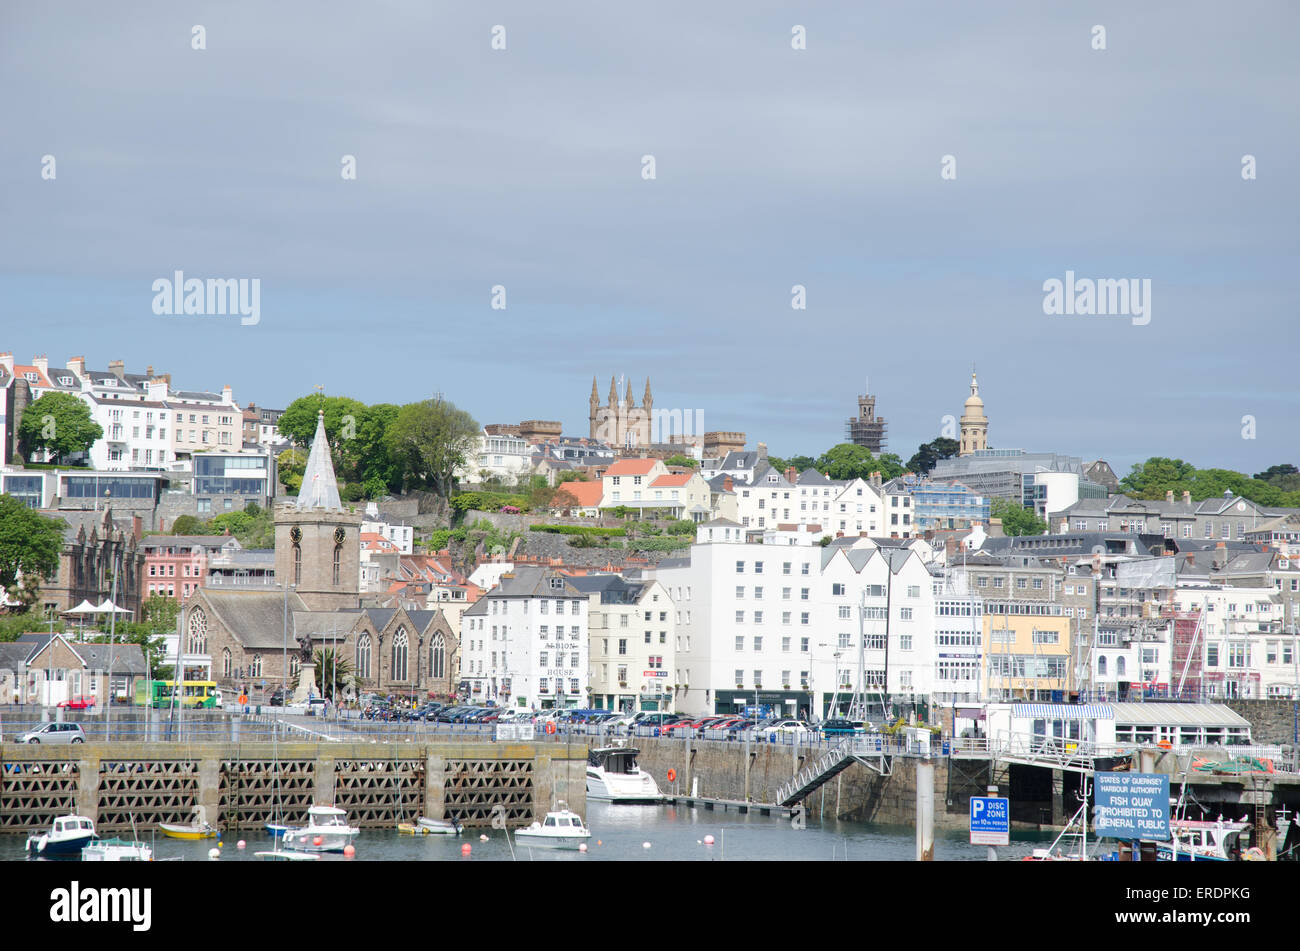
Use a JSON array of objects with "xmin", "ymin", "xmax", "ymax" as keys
[
  {"xmin": 274, "ymin": 410, "xmax": 362, "ymax": 611},
  {"xmin": 959, "ymin": 370, "xmax": 989, "ymax": 456}
]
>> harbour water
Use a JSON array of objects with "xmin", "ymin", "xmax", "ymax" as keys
[{"xmin": 4, "ymin": 802, "xmax": 1058, "ymax": 862}]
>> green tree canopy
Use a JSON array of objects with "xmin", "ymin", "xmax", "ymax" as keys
[
  {"xmin": 0, "ymin": 495, "xmax": 65, "ymax": 599},
  {"xmin": 663, "ymin": 454, "xmax": 699, "ymax": 469},
  {"xmin": 386, "ymin": 398, "xmax": 480, "ymax": 501},
  {"xmin": 277, "ymin": 394, "xmax": 369, "ymax": 450},
  {"xmin": 1121, "ymin": 457, "xmax": 1300, "ymax": 507},
  {"xmin": 906, "ymin": 437, "xmax": 960, "ymax": 475},
  {"xmin": 991, "ymin": 498, "xmax": 1047, "ymax": 537},
  {"xmin": 812, "ymin": 444, "xmax": 905, "ymax": 482},
  {"xmin": 17, "ymin": 391, "xmax": 104, "ymax": 464},
  {"xmin": 556, "ymin": 470, "xmax": 589, "ymax": 484}
]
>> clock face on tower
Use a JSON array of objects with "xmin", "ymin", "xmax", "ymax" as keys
[
  {"xmin": 290, "ymin": 526, "xmax": 302, "ymax": 544},
  {"xmin": 334, "ymin": 527, "xmax": 346, "ymax": 546}
]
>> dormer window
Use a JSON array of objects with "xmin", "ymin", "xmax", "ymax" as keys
[{"xmin": 59, "ymin": 376, "xmax": 73, "ymax": 386}]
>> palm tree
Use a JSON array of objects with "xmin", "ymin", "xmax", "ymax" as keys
[{"xmin": 295, "ymin": 649, "xmax": 354, "ymax": 700}]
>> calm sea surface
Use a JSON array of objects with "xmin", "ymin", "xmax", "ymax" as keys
[{"xmin": 4, "ymin": 801, "xmax": 1058, "ymax": 862}]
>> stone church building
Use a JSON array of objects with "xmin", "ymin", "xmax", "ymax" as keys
[
  {"xmin": 180, "ymin": 411, "xmax": 459, "ymax": 700},
  {"xmin": 589, "ymin": 375, "xmax": 653, "ymax": 449}
]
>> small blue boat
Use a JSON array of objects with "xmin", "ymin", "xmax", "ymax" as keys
[{"xmin": 266, "ymin": 822, "xmax": 293, "ymax": 838}]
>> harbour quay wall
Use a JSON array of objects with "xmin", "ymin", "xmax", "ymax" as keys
[
  {"xmin": 619, "ymin": 739, "xmax": 990, "ymax": 830},
  {"xmin": 0, "ymin": 741, "xmax": 584, "ymax": 835}
]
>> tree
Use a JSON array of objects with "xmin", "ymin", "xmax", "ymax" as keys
[
  {"xmin": 663, "ymin": 454, "xmax": 698, "ymax": 469},
  {"xmin": 556, "ymin": 471, "xmax": 589, "ymax": 484},
  {"xmin": 0, "ymin": 496, "xmax": 64, "ymax": 602},
  {"xmin": 991, "ymin": 498, "xmax": 1047, "ymax": 537},
  {"xmin": 1119, "ymin": 457, "xmax": 1197, "ymax": 499},
  {"xmin": 344, "ymin": 403, "xmax": 402, "ymax": 493},
  {"xmin": 1255, "ymin": 463, "xmax": 1298, "ymax": 480},
  {"xmin": 812, "ymin": 444, "xmax": 905, "ymax": 482},
  {"xmin": 386, "ymin": 397, "xmax": 480, "ymax": 502},
  {"xmin": 297, "ymin": 649, "xmax": 354, "ymax": 700},
  {"xmin": 277, "ymin": 447, "xmax": 307, "ymax": 495},
  {"xmin": 906, "ymin": 437, "xmax": 960, "ymax": 475},
  {"xmin": 170, "ymin": 515, "xmax": 210, "ymax": 536},
  {"xmin": 276, "ymin": 394, "xmax": 369, "ymax": 450},
  {"xmin": 17, "ymin": 391, "xmax": 103, "ymax": 464}
]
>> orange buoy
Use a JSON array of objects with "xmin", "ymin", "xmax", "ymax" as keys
[
  {"xmin": 666, "ymin": 768, "xmax": 677, "ymax": 782},
  {"xmin": 1157, "ymin": 740, "xmax": 1172, "ymax": 750},
  {"xmin": 545, "ymin": 722, "xmax": 556, "ymax": 735}
]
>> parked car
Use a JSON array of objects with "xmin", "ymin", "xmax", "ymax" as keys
[
  {"xmin": 268, "ymin": 688, "xmax": 288, "ymax": 707},
  {"xmin": 15, "ymin": 723, "xmax": 86, "ymax": 744},
  {"xmin": 821, "ymin": 718, "xmax": 863, "ymax": 737},
  {"xmin": 57, "ymin": 696, "xmax": 97, "ymax": 711},
  {"xmin": 754, "ymin": 719, "xmax": 813, "ymax": 740}
]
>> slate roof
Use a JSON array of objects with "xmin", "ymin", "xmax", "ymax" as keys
[
  {"xmin": 71, "ymin": 643, "xmax": 147, "ymax": 674},
  {"xmin": 200, "ymin": 589, "xmax": 309, "ymax": 649}
]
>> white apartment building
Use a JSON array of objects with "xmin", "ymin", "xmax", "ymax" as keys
[
  {"xmin": 570, "ymin": 575, "xmax": 674, "ymax": 712},
  {"xmin": 458, "ymin": 566, "xmax": 588, "ymax": 710},
  {"xmin": 812, "ymin": 543, "xmax": 937, "ymax": 715},
  {"xmin": 1175, "ymin": 584, "xmax": 1295, "ymax": 699},
  {"xmin": 458, "ymin": 430, "xmax": 531, "ymax": 484},
  {"xmin": 652, "ymin": 526, "xmax": 939, "ymax": 719}
]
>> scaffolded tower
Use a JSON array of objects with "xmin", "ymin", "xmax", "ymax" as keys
[{"xmin": 846, "ymin": 391, "xmax": 887, "ymax": 454}]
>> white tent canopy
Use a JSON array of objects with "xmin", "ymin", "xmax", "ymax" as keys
[
  {"xmin": 94, "ymin": 599, "xmax": 133, "ymax": 615},
  {"xmin": 62, "ymin": 600, "xmax": 99, "ymax": 616}
]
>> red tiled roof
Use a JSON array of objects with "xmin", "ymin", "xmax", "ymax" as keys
[
  {"xmin": 553, "ymin": 480, "xmax": 603, "ymax": 507},
  {"xmin": 650, "ymin": 472, "xmax": 692, "ymax": 488},
  {"xmin": 603, "ymin": 458, "xmax": 659, "ymax": 476}
]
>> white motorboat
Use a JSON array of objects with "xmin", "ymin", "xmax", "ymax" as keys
[
  {"xmin": 586, "ymin": 747, "xmax": 663, "ymax": 803},
  {"xmin": 26, "ymin": 815, "xmax": 96, "ymax": 858},
  {"xmin": 514, "ymin": 803, "xmax": 591, "ymax": 850},
  {"xmin": 281, "ymin": 805, "xmax": 360, "ymax": 853},
  {"xmin": 83, "ymin": 838, "xmax": 153, "ymax": 862}
]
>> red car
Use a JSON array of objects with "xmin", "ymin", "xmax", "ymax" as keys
[{"xmin": 58, "ymin": 695, "xmax": 97, "ymax": 710}]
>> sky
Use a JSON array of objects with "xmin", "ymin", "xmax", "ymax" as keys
[{"xmin": 1, "ymin": 1, "xmax": 1297, "ymax": 478}]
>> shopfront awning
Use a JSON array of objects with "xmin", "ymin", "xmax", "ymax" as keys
[{"xmin": 1011, "ymin": 704, "xmax": 1112, "ymax": 720}]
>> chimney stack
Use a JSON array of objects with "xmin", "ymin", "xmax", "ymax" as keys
[
  {"xmin": 1182, "ymin": 490, "xmax": 1191, "ymax": 503},
  {"xmin": 108, "ymin": 360, "xmax": 125, "ymax": 378},
  {"xmin": 723, "ymin": 476, "xmax": 733, "ymax": 493},
  {"xmin": 785, "ymin": 466, "xmax": 798, "ymax": 483},
  {"xmin": 757, "ymin": 442, "xmax": 768, "ymax": 459},
  {"xmin": 1165, "ymin": 489, "xmax": 1174, "ymax": 502}
]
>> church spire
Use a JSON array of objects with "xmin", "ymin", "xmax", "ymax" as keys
[
  {"xmin": 625, "ymin": 374, "xmax": 636, "ymax": 407},
  {"xmin": 643, "ymin": 377, "xmax": 652, "ymax": 408},
  {"xmin": 295, "ymin": 410, "xmax": 342, "ymax": 510},
  {"xmin": 590, "ymin": 376, "xmax": 599, "ymax": 406},
  {"xmin": 608, "ymin": 375, "xmax": 618, "ymax": 407}
]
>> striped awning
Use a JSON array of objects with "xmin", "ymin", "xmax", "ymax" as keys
[{"xmin": 1011, "ymin": 704, "xmax": 1112, "ymax": 720}]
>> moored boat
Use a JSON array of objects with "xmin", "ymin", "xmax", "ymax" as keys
[
  {"xmin": 586, "ymin": 746, "xmax": 663, "ymax": 803},
  {"xmin": 282, "ymin": 805, "xmax": 359, "ymax": 853},
  {"xmin": 398, "ymin": 816, "xmax": 462, "ymax": 835},
  {"xmin": 83, "ymin": 838, "xmax": 154, "ymax": 861},
  {"xmin": 160, "ymin": 805, "xmax": 216, "ymax": 839},
  {"xmin": 1157, "ymin": 818, "xmax": 1251, "ymax": 861},
  {"xmin": 26, "ymin": 815, "xmax": 96, "ymax": 858},
  {"xmin": 514, "ymin": 803, "xmax": 591, "ymax": 850}
]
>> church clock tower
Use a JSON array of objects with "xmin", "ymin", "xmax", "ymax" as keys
[{"xmin": 274, "ymin": 410, "xmax": 362, "ymax": 611}]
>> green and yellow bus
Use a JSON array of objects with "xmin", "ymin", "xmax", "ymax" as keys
[{"xmin": 134, "ymin": 680, "xmax": 221, "ymax": 709}]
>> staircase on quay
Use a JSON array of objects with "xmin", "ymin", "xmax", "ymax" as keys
[{"xmin": 777, "ymin": 739, "xmax": 894, "ymax": 807}]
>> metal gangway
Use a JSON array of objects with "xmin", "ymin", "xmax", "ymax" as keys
[{"xmin": 776, "ymin": 736, "xmax": 897, "ymax": 807}]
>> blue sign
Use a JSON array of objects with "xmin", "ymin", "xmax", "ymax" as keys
[
  {"xmin": 970, "ymin": 796, "xmax": 1009, "ymax": 846},
  {"xmin": 1093, "ymin": 772, "xmax": 1170, "ymax": 841}
]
